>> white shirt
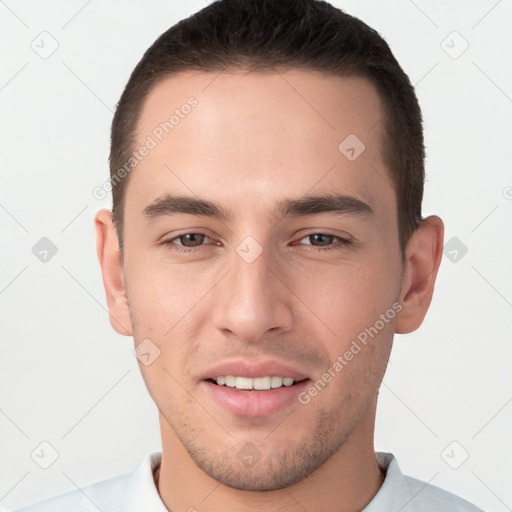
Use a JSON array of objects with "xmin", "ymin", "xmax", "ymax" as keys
[{"xmin": 12, "ymin": 451, "xmax": 484, "ymax": 512}]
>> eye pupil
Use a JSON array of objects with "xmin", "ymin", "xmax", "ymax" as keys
[
  {"xmin": 181, "ymin": 233, "xmax": 204, "ymax": 246},
  {"xmin": 311, "ymin": 234, "xmax": 332, "ymax": 246}
]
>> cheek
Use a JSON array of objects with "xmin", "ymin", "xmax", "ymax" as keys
[
  {"xmin": 300, "ymin": 258, "xmax": 399, "ymax": 376},
  {"xmin": 125, "ymin": 249, "xmax": 209, "ymax": 318},
  {"xmin": 299, "ymin": 260, "xmax": 396, "ymax": 330},
  {"xmin": 125, "ymin": 256, "xmax": 216, "ymax": 372}
]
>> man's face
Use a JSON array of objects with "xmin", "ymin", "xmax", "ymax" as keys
[{"xmin": 122, "ymin": 69, "xmax": 403, "ymax": 490}]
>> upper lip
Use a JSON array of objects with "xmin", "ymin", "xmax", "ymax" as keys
[{"xmin": 200, "ymin": 359, "xmax": 309, "ymax": 381}]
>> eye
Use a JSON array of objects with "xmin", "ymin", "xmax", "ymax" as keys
[
  {"xmin": 162, "ymin": 232, "xmax": 215, "ymax": 253},
  {"xmin": 296, "ymin": 233, "xmax": 351, "ymax": 252}
]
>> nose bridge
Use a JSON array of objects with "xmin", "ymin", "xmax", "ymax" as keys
[{"xmin": 212, "ymin": 235, "xmax": 293, "ymax": 340}]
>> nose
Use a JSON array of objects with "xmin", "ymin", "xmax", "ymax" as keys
[{"xmin": 211, "ymin": 239, "xmax": 294, "ymax": 343}]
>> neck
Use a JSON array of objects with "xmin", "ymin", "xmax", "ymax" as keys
[{"xmin": 155, "ymin": 404, "xmax": 384, "ymax": 512}]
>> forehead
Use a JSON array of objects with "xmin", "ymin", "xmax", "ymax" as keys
[{"xmin": 126, "ymin": 69, "xmax": 394, "ymax": 224}]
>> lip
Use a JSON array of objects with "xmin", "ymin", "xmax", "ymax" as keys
[
  {"xmin": 198, "ymin": 359, "xmax": 310, "ymax": 418},
  {"xmin": 201, "ymin": 378, "xmax": 310, "ymax": 417},
  {"xmin": 199, "ymin": 359, "xmax": 309, "ymax": 381}
]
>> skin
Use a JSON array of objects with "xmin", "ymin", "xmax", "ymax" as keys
[{"xmin": 95, "ymin": 69, "xmax": 444, "ymax": 512}]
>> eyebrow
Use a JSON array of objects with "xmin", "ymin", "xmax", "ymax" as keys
[{"xmin": 142, "ymin": 192, "xmax": 374, "ymax": 222}]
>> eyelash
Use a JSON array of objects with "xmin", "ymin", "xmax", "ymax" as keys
[{"xmin": 162, "ymin": 232, "xmax": 352, "ymax": 254}]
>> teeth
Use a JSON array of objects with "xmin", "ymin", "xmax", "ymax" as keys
[
  {"xmin": 214, "ymin": 376, "xmax": 298, "ymax": 390},
  {"xmin": 270, "ymin": 376, "xmax": 283, "ymax": 388},
  {"xmin": 235, "ymin": 377, "xmax": 253, "ymax": 390},
  {"xmin": 253, "ymin": 377, "xmax": 271, "ymax": 390}
]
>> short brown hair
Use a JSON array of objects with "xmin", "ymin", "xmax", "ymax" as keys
[{"xmin": 110, "ymin": 0, "xmax": 425, "ymax": 260}]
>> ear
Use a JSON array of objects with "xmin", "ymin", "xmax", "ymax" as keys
[
  {"xmin": 94, "ymin": 209, "xmax": 133, "ymax": 336},
  {"xmin": 395, "ymin": 215, "xmax": 444, "ymax": 334}
]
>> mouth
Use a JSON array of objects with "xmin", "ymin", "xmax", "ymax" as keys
[
  {"xmin": 207, "ymin": 375, "xmax": 308, "ymax": 390},
  {"xmin": 199, "ymin": 359, "xmax": 311, "ymax": 417}
]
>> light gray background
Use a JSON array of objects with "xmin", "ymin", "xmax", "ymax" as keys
[{"xmin": 1, "ymin": 1, "xmax": 511, "ymax": 511}]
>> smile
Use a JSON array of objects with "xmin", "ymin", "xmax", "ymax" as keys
[{"xmin": 211, "ymin": 376, "xmax": 304, "ymax": 390}]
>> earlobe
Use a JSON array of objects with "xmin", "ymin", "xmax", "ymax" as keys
[
  {"xmin": 394, "ymin": 215, "xmax": 444, "ymax": 334},
  {"xmin": 94, "ymin": 209, "xmax": 133, "ymax": 336}
]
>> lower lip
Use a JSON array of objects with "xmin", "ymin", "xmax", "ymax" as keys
[{"xmin": 201, "ymin": 379, "xmax": 310, "ymax": 417}]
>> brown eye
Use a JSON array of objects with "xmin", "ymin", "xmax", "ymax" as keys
[
  {"xmin": 175, "ymin": 233, "xmax": 207, "ymax": 247},
  {"xmin": 302, "ymin": 234, "xmax": 336, "ymax": 247},
  {"xmin": 298, "ymin": 233, "xmax": 350, "ymax": 252},
  {"xmin": 162, "ymin": 232, "xmax": 215, "ymax": 253}
]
